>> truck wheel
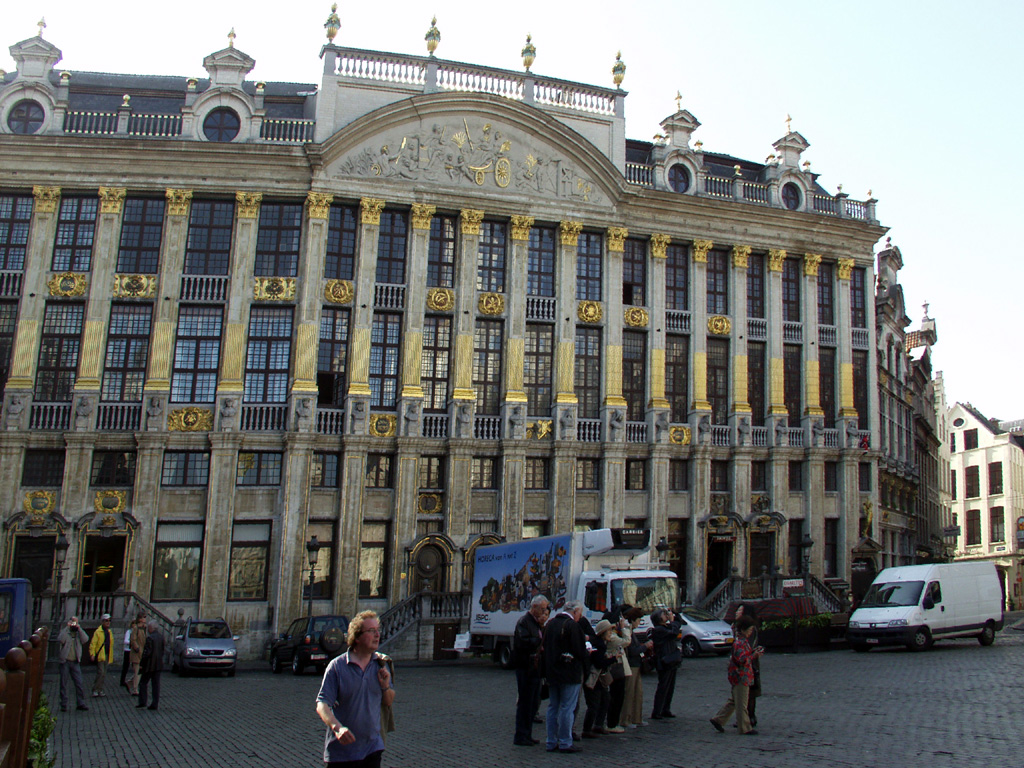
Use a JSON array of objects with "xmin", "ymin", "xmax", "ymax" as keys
[
  {"xmin": 681, "ymin": 637, "xmax": 701, "ymax": 658},
  {"xmin": 977, "ymin": 622, "xmax": 995, "ymax": 646},
  {"xmin": 495, "ymin": 643, "xmax": 514, "ymax": 670},
  {"xmin": 908, "ymin": 626, "xmax": 932, "ymax": 652}
]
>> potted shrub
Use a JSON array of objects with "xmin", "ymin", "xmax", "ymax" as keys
[{"xmin": 796, "ymin": 613, "xmax": 833, "ymax": 650}]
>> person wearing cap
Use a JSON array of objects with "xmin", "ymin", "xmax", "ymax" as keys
[
  {"xmin": 57, "ymin": 616, "xmax": 90, "ymax": 712},
  {"xmin": 89, "ymin": 613, "xmax": 115, "ymax": 697}
]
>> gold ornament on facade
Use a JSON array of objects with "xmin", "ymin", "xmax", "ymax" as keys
[
  {"xmin": 606, "ymin": 226, "xmax": 628, "ymax": 252},
  {"xmin": 612, "ymin": 51, "xmax": 626, "ymax": 88},
  {"xmin": 650, "ymin": 233, "xmax": 671, "ymax": 259},
  {"xmin": 94, "ymin": 490, "xmax": 127, "ymax": 515},
  {"xmin": 669, "ymin": 425, "xmax": 691, "ymax": 445},
  {"xmin": 360, "ymin": 198, "xmax": 386, "ymax": 225},
  {"xmin": 426, "ymin": 287, "xmax": 455, "ymax": 312},
  {"xmin": 560, "ymin": 220, "xmax": 582, "ymax": 247},
  {"xmin": 803, "ymin": 253, "xmax": 822, "ymax": 277},
  {"xmin": 732, "ymin": 245, "xmax": 751, "ymax": 269},
  {"xmin": 521, "ymin": 34, "xmax": 536, "ymax": 71},
  {"xmin": 707, "ymin": 315, "xmax": 732, "ymax": 335},
  {"xmin": 324, "ymin": 279, "xmax": 354, "ymax": 305},
  {"xmin": 98, "ymin": 186, "xmax": 127, "ymax": 215},
  {"xmin": 418, "ymin": 492, "xmax": 442, "ymax": 514},
  {"xmin": 235, "ymin": 192, "xmax": 263, "ymax": 218},
  {"xmin": 837, "ymin": 257, "xmax": 854, "ymax": 280},
  {"xmin": 166, "ymin": 188, "xmax": 193, "ymax": 216},
  {"xmin": 168, "ymin": 407, "xmax": 213, "ymax": 432},
  {"xmin": 624, "ymin": 307, "xmax": 649, "ymax": 327},
  {"xmin": 305, "ymin": 192, "xmax": 334, "ymax": 219},
  {"xmin": 32, "ymin": 185, "xmax": 61, "ymax": 214},
  {"xmin": 768, "ymin": 249, "xmax": 787, "ymax": 272},
  {"xmin": 254, "ymin": 277, "xmax": 296, "ymax": 301},
  {"xmin": 478, "ymin": 293, "xmax": 505, "ymax": 316},
  {"xmin": 577, "ymin": 300, "xmax": 603, "ymax": 323},
  {"xmin": 692, "ymin": 240, "xmax": 713, "ymax": 263},
  {"xmin": 48, "ymin": 272, "xmax": 87, "ymax": 298},
  {"xmin": 324, "ymin": 3, "xmax": 340, "ymax": 42},
  {"xmin": 460, "ymin": 208, "xmax": 484, "ymax": 235},
  {"xmin": 527, "ymin": 420, "xmax": 553, "ymax": 439},
  {"xmin": 112, "ymin": 274, "xmax": 157, "ymax": 299},
  {"xmin": 23, "ymin": 490, "xmax": 56, "ymax": 515},
  {"xmin": 510, "ymin": 215, "xmax": 534, "ymax": 241},
  {"xmin": 425, "ymin": 17, "xmax": 441, "ymax": 56},
  {"xmin": 369, "ymin": 413, "xmax": 397, "ymax": 437},
  {"xmin": 411, "ymin": 203, "xmax": 436, "ymax": 230}
]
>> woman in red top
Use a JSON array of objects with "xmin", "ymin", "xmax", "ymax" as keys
[{"xmin": 709, "ymin": 615, "xmax": 763, "ymax": 735}]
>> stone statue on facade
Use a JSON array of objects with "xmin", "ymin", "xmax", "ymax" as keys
[
  {"xmin": 350, "ymin": 400, "xmax": 366, "ymax": 433},
  {"xmin": 508, "ymin": 404, "xmax": 525, "ymax": 439},
  {"xmin": 456, "ymin": 403, "xmax": 473, "ymax": 438},
  {"xmin": 811, "ymin": 418, "xmax": 825, "ymax": 447},
  {"xmin": 74, "ymin": 396, "xmax": 93, "ymax": 430},
  {"xmin": 737, "ymin": 416, "xmax": 751, "ymax": 446},
  {"xmin": 774, "ymin": 416, "xmax": 789, "ymax": 447},
  {"xmin": 4, "ymin": 395, "xmax": 24, "ymax": 431},
  {"xmin": 219, "ymin": 397, "xmax": 237, "ymax": 431},
  {"xmin": 654, "ymin": 411, "xmax": 670, "ymax": 442},
  {"xmin": 608, "ymin": 409, "xmax": 624, "ymax": 441},
  {"xmin": 559, "ymin": 408, "xmax": 575, "ymax": 440},
  {"xmin": 403, "ymin": 401, "xmax": 420, "ymax": 436},
  {"xmin": 845, "ymin": 419, "xmax": 859, "ymax": 449},
  {"xmin": 697, "ymin": 414, "xmax": 711, "ymax": 444},
  {"xmin": 294, "ymin": 397, "xmax": 313, "ymax": 430}
]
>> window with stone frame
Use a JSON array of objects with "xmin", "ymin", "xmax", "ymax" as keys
[
  {"xmin": 665, "ymin": 243, "xmax": 688, "ymax": 311},
  {"xmin": 325, "ymin": 204, "xmax": 358, "ymax": 281},
  {"xmin": 244, "ymin": 306, "xmax": 293, "ymax": 404},
  {"xmin": 965, "ymin": 509, "xmax": 981, "ymax": 546},
  {"xmin": 161, "ymin": 451, "xmax": 210, "ymax": 486},
  {"xmin": 51, "ymin": 196, "xmax": 98, "ymax": 272},
  {"xmin": 622, "ymin": 330, "xmax": 646, "ymax": 422},
  {"xmin": 376, "ymin": 210, "xmax": 408, "ymax": 284},
  {"xmin": 101, "ymin": 303, "xmax": 152, "ymax": 403},
  {"xmin": 254, "ymin": 202, "xmax": 302, "ymax": 277},
  {"xmin": 419, "ymin": 455, "xmax": 446, "ymax": 492},
  {"xmin": 359, "ymin": 522, "xmax": 389, "ymax": 599},
  {"xmin": 622, "ymin": 238, "xmax": 646, "ymax": 306},
  {"xmin": 184, "ymin": 200, "xmax": 234, "ymax": 275},
  {"xmin": 0, "ymin": 194, "xmax": 32, "ymax": 271},
  {"xmin": 825, "ymin": 461, "xmax": 839, "ymax": 493},
  {"xmin": 574, "ymin": 327, "xmax": 601, "ymax": 420},
  {"xmin": 236, "ymin": 452, "xmax": 283, "ymax": 486},
  {"xmin": 707, "ymin": 337, "xmax": 729, "ymax": 426},
  {"xmin": 522, "ymin": 522, "xmax": 549, "ymax": 539},
  {"xmin": 34, "ymin": 302, "xmax": 84, "ymax": 402},
  {"xmin": 666, "ymin": 334, "xmax": 689, "ymax": 424},
  {"xmin": 473, "ymin": 319, "xmax": 503, "ymax": 415},
  {"xmin": 525, "ymin": 457, "xmax": 550, "ymax": 490},
  {"xmin": 527, "ymin": 225, "xmax": 556, "ymax": 297},
  {"xmin": 171, "ymin": 305, "xmax": 222, "ymax": 403},
  {"xmin": 965, "ymin": 465, "xmax": 980, "ymax": 498},
  {"xmin": 116, "ymin": 197, "xmax": 165, "ymax": 274},
  {"xmin": 989, "ymin": 462, "xmax": 1003, "ymax": 495},
  {"xmin": 850, "ymin": 267, "xmax": 868, "ymax": 328},
  {"xmin": 817, "ymin": 262, "xmax": 835, "ymax": 326},
  {"xmin": 228, "ymin": 522, "xmax": 271, "ymax": 601},
  {"xmin": 823, "ymin": 518, "xmax": 839, "ymax": 577},
  {"xmin": 421, "ymin": 315, "xmax": 451, "ymax": 412},
  {"xmin": 990, "ymin": 507, "xmax": 1005, "ymax": 542},
  {"xmin": 706, "ymin": 249, "xmax": 728, "ymax": 315},
  {"xmin": 476, "ymin": 221, "xmax": 507, "ymax": 292},
  {"xmin": 303, "ymin": 521, "xmax": 335, "ymax": 600},
  {"xmin": 782, "ymin": 257, "xmax": 801, "ymax": 322},
  {"xmin": 311, "ymin": 452, "xmax": 341, "ymax": 488},
  {"xmin": 472, "ymin": 457, "xmax": 499, "ymax": 489},
  {"xmin": 0, "ymin": 300, "xmax": 17, "ymax": 398},
  {"xmin": 22, "ymin": 449, "xmax": 65, "ymax": 487},
  {"xmin": 747, "ymin": 341, "xmax": 766, "ymax": 427},
  {"xmin": 369, "ymin": 312, "xmax": 401, "ymax": 410},
  {"xmin": 963, "ymin": 428, "xmax": 978, "ymax": 450},
  {"xmin": 576, "ymin": 458, "xmax": 600, "ymax": 490},
  {"xmin": 950, "ymin": 468, "xmax": 956, "ymax": 500},
  {"xmin": 151, "ymin": 523, "xmax": 203, "ymax": 601},
  {"xmin": 365, "ymin": 453, "xmax": 394, "ymax": 488},
  {"xmin": 427, "ymin": 214, "xmax": 457, "ymax": 288},
  {"xmin": 524, "ymin": 324, "xmax": 554, "ymax": 417},
  {"xmin": 669, "ymin": 459, "xmax": 689, "ymax": 491},
  {"xmin": 711, "ymin": 460, "xmax": 729, "ymax": 492},
  {"xmin": 819, "ymin": 346, "xmax": 837, "ymax": 428},
  {"xmin": 789, "ymin": 461, "xmax": 804, "ymax": 492},
  {"xmin": 746, "ymin": 253, "xmax": 765, "ymax": 318},
  {"xmin": 852, "ymin": 349, "xmax": 869, "ymax": 430},
  {"xmin": 626, "ymin": 459, "xmax": 647, "ymax": 490},
  {"xmin": 751, "ymin": 461, "xmax": 768, "ymax": 492},
  {"xmin": 859, "ymin": 462, "xmax": 872, "ymax": 492},
  {"xmin": 783, "ymin": 344, "xmax": 802, "ymax": 422},
  {"xmin": 575, "ymin": 232, "xmax": 602, "ymax": 301},
  {"xmin": 91, "ymin": 450, "xmax": 136, "ymax": 486},
  {"xmin": 317, "ymin": 307, "xmax": 349, "ymax": 407}
]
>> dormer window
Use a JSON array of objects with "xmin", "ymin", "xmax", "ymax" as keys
[
  {"xmin": 202, "ymin": 108, "xmax": 240, "ymax": 142},
  {"xmin": 781, "ymin": 182, "xmax": 801, "ymax": 211},
  {"xmin": 668, "ymin": 164, "xmax": 690, "ymax": 193},
  {"xmin": 7, "ymin": 100, "xmax": 44, "ymax": 135}
]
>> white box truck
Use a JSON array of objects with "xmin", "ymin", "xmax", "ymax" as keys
[
  {"xmin": 469, "ymin": 528, "xmax": 678, "ymax": 667},
  {"xmin": 846, "ymin": 561, "xmax": 1004, "ymax": 651}
]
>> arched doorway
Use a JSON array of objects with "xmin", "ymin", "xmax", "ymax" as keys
[{"xmin": 408, "ymin": 534, "xmax": 456, "ymax": 594}]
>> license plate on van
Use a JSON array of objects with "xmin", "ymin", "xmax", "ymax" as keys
[{"xmin": 866, "ymin": 638, "xmax": 879, "ymax": 644}]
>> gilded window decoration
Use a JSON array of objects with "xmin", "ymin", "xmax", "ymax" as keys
[
  {"xmin": 606, "ymin": 226, "xmax": 628, "ymax": 252},
  {"xmin": 426, "ymin": 287, "xmax": 455, "ymax": 312},
  {"xmin": 526, "ymin": 420, "xmax": 553, "ymax": 439},
  {"xmin": 460, "ymin": 208, "xmax": 484, "ymax": 235},
  {"xmin": 510, "ymin": 215, "xmax": 534, "ymax": 241},
  {"xmin": 360, "ymin": 197, "xmax": 386, "ymax": 225},
  {"xmin": 624, "ymin": 307, "xmax": 649, "ymax": 327},
  {"xmin": 98, "ymin": 186, "xmax": 127, "ymax": 215},
  {"xmin": 47, "ymin": 272, "xmax": 87, "ymax": 297},
  {"xmin": 669, "ymin": 426, "xmax": 691, "ymax": 445},
  {"xmin": 707, "ymin": 315, "xmax": 732, "ymax": 335},
  {"xmin": 23, "ymin": 490, "xmax": 57, "ymax": 515},
  {"xmin": 32, "ymin": 185, "xmax": 61, "ymax": 214},
  {"xmin": 369, "ymin": 413, "xmax": 397, "ymax": 437},
  {"xmin": 837, "ymin": 257, "xmax": 855, "ymax": 281},
  {"xmin": 577, "ymin": 300, "xmax": 603, "ymax": 323},
  {"xmin": 560, "ymin": 220, "xmax": 582, "ymax": 247},
  {"xmin": 253, "ymin": 276, "xmax": 296, "ymax": 301},
  {"xmin": 165, "ymin": 188, "xmax": 193, "ymax": 216},
  {"xmin": 235, "ymin": 192, "xmax": 263, "ymax": 218},
  {"xmin": 112, "ymin": 274, "xmax": 157, "ymax": 299},
  {"xmin": 692, "ymin": 240, "xmax": 713, "ymax": 263},
  {"xmin": 305, "ymin": 192, "xmax": 334, "ymax": 219},
  {"xmin": 804, "ymin": 253, "xmax": 822, "ymax": 277},
  {"xmin": 768, "ymin": 249, "xmax": 787, "ymax": 272},
  {"xmin": 411, "ymin": 203, "xmax": 436, "ymax": 230},
  {"xmin": 732, "ymin": 245, "xmax": 751, "ymax": 269},
  {"xmin": 418, "ymin": 493, "xmax": 442, "ymax": 514},
  {"xmin": 478, "ymin": 292, "xmax": 505, "ymax": 316},
  {"xmin": 324, "ymin": 279, "xmax": 354, "ymax": 305},
  {"xmin": 167, "ymin": 407, "xmax": 213, "ymax": 432},
  {"xmin": 650, "ymin": 233, "xmax": 671, "ymax": 259},
  {"xmin": 93, "ymin": 489, "xmax": 127, "ymax": 514}
]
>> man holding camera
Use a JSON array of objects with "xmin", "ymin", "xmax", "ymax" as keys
[{"xmin": 57, "ymin": 616, "xmax": 90, "ymax": 712}]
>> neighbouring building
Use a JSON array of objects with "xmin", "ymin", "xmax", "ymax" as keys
[{"xmin": 0, "ymin": 11, "xmax": 890, "ymax": 655}]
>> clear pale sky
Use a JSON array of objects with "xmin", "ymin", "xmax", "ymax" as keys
[{"xmin": 6, "ymin": 1, "xmax": 1020, "ymax": 419}]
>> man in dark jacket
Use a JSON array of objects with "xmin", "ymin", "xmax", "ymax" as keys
[
  {"xmin": 542, "ymin": 600, "xmax": 587, "ymax": 753},
  {"xmin": 512, "ymin": 594, "xmax": 549, "ymax": 746},
  {"xmin": 649, "ymin": 608, "xmax": 682, "ymax": 719},
  {"xmin": 137, "ymin": 621, "xmax": 165, "ymax": 711}
]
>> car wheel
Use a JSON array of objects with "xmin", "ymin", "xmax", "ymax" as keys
[
  {"xmin": 292, "ymin": 653, "xmax": 304, "ymax": 675},
  {"xmin": 851, "ymin": 644, "xmax": 871, "ymax": 653},
  {"xmin": 977, "ymin": 622, "xmax": 995, "ymax": 646},
  {"xmin": 908, "ymin": 626, "xmax": 932, "ymax": 652},
  {"xmin": 270, "ymin": 654, "xmax": 282, "ymax": 674},
  {"xmin": 172, "ymin": 656, "xmax": 179, "ymax": 674},
  {"xmin": 681, "ymin": 637, "xmax": 701, "ymax": 658},
  {"xmin": 228, "ymin": 668, "xmax": 236, "ymax": 678}
]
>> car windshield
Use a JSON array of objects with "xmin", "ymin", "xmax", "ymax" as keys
[
  {"xmin": 611, "ymin": 577, "xmax": 678, "ymax": 613},
  {"xmin": 860, "ymin": 581, "xmax": 924, "ymax": 607},
  {"xmin": 188, "ymin": 622, "xmax": 231, "ymax": 639},
  {"xmin": 311, "ymin": 617, "xmax": 347, "ymax": 633},
  {"xmin": 679, "ymin": 607, "xmax": 718, "ymax": 623}
]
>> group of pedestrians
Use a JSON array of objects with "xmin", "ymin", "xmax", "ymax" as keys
[
  {"xmin": 56, "ymin": 611, "xmax": 165, "ymax": 713},
  {"xmin": 511, "ymin": 598, "xmax": 766, "ymax": 753}
]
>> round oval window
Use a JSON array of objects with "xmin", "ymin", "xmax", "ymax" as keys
[
  {"xmin": 202, "ymin": 107, "xmax": 240, "ymax": 142},
  {"xmin": 7, "ymin": 99, "xmax": 45, "ymax": 135},
  {"xmin": 781, "ymin": 182, "xmax": 801, "ymax": 211},
  {"xmin": 952, "ymin": 418, "xmax": 964, "ymax": 427},
  {"xmin": 668, "ymin": 164, "xmax": 690, "ymax": 193}
]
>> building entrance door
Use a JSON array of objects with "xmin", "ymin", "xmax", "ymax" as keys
[
  {"xmin": 748, "ymin": 533, "xmax": 775, "ymax": 579},
  {"xmin": 81, "ymin": 536, "xmax": 126, "ymax": 593},
  {"xmin": 12, "ymin": 537, "xmax": 56, "ymax": 593},
  {"xmin": 410, "ymin": 543, "xmax": 447, "ymax": 593},
  {"xmin": 706, "ymin": 538, "xmax": 733, "ymax": 591}
]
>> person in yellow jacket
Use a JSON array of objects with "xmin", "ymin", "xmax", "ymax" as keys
[{"xmin": 89, "ymin": 613, "xmax": 115, "ymax": 697}]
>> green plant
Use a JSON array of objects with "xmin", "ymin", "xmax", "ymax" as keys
[
  {"xmin": 797, "ymin": 613, "xmax": 833, "ymax": 629},
  {"xmin": 759, "ymin": 618, "xmax": 793, "ymax": 631},
  {"xmin": 29, "ymin": 692, "xmax": 56, "ymax": 768}
]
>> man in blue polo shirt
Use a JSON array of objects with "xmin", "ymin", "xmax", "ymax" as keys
[{"xmin": 316, "ymin": 611, "xmax": 395, "ymax": 768}]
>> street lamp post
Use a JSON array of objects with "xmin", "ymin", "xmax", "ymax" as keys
[
  {"xmin": 53, "ymin": 531, "xmax": 70, "ymax": 622},
  {"xmin": 306, "ymin": 535, "xmax": 320, "ymax": 618},
  {"xmin": 800, "ymin": 533, "xmax": 815, "ymax": 582}
]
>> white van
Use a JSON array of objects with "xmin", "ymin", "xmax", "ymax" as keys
[{"xmin": 846, "ymin": 562, "xmax": 1004, "ymax": 651}]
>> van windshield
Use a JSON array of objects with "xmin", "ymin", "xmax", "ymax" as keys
[
  {"xmin": 611, "ymin": 577, "xmax": 678, "ymax": 613},
  {"xmin": 860, "ymin": 581, "xmax": 924, "ymax": 607}
]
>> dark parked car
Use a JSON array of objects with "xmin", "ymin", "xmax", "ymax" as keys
[
  {"xmin": 171, "ymin": 618, "xmax": 238, "ymax": 676},
  {"xmin": 270, "ymin": 615, "xmax": 349, "ymax": 675}
]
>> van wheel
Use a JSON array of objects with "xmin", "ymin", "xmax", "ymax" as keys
[
  {"xmin": 495, "ymin": 643, "xmax": 514, "ymax": 670},
  {"xmin": 977, "ymin": 622, "xmax": 995, "ymax": 646},
  {"xmin": 681, "ymin": 637, "xmax": 701, "ymax": 658},
  {"xmin": 908, "ymin": 626, "xmax": 932, "ymax": 651}
]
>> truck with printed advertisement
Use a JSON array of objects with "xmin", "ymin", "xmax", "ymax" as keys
[{"xmin": 468, "ymin": 528, "xmax": 678, "ymax": 667}]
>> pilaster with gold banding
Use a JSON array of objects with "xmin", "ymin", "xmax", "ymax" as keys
[
  {"xmin": 648, "ymin": 233, "xmax": 671, "ymax": 410},
  {"xmin": 450, "ymin": 209, "xmax": 484, "ymax": 401},
  {"xmin": 217, "ymin": 192, "xmax": 262, "ymax": 397},
  {"xmin": 290, "ymin": 192, "xmax": 335, "ymax": 396},
  {"xmin": 690, "ymin": 239, "xmax": 712, "ymax": 411},
  {"xmin": 836, "ymin": 257, "xmax": 858, "ymax": 419},
  {"xmin": 503, "ymin": 215, "xmax": 532, "ymax": 405},
  {"xmin": 603, "ymin": 226, "xmax": 626, "ymax": 408},
  {"xmin": 729, "ymin": 244, "xmax": 751, "ymax": 415},
  {"xmin": 399, "ymin": 203, "xmax": 435, "ymax": 400},
  {"xmin": 766, "ymin": 249, "xmax": 787, "ymax": 416},
  {"xmin": 554, "ymin": 220, "xmax": 582, "ymax": 406},
  {"xmin": 346, "ymin": 197, "xmax": 386, "ymax": 398},
  {"xmin": 802, "ymin": 253, "xmax": 824, "ymax": 418}
]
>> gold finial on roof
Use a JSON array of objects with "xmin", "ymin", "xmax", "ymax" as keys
[
  {"xmin": 425, "ymin": 16, "xmax": 440, "ymax": 56},
  {"xmin": 228, "ymin": 28, "xmax": 236, "ymax": 48},
  {"xmin": 612, "ymin": 51, "xmax": 626, "ymax": 88},
  {"xmin": 694, "ymin": 139, "xmax": 703, "ymax": 152},
  {"xmin": 121, "ymin": 94, "xmax": 131, "ymax": 107},
  {"xmin": 325, "ymin": 3, "xmax": 340, "ymax": 43},
  {"xmin": 675, "ymin": 90, "xmax": 682, "ymax": 112},
  {"xmin": 785, "ymin": 113, "xmax": 792, "ymax": 133},
  {"xmin": 37, "ymin": 18, "xmax": 46, "ymax": 37},
  {"xmin": 522, "ymin": 34, "xmax": 536, "ymax": 72}
]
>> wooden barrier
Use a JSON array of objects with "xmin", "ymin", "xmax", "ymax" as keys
[{"xmin": 0, "ymin": 627, "xmax": 50, "ymax": 768}]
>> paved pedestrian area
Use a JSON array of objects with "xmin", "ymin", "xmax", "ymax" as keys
[{"xmin": 47, "ymin": 618, "xmax": 1024, "ymax": 768}]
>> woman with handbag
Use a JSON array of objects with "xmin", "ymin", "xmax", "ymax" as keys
[
  {"xmin": 581, "ymin": 620, "xmax": 616, "ymax": 738},
  {"xmin": 603, "ymin": 615, "xmax": 632, "ymax": 733},
  {"xmin": 619, "ymin": 606, "xmax": 647, "ymax": 728}
]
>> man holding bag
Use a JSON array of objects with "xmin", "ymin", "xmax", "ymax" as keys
[{"xmin": 649, "ymin": 608, "xmax": 682, "ymax": 720}]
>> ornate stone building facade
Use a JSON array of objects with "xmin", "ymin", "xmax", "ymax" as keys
[{"xmin": 0, "ymin": 15, "xmax": 886, "ymax": 653}]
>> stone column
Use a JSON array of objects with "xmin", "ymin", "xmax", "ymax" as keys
[
  {"xmin": 450, "ymin": 209, "xmax": 483, "ymax": 408},
  {"xmin": 199, "ymin": 432, "xmax": 241, "ymax": 618},
  {"xmin": 601, "ymin": 227, "xmax": 627, "ymax": 513},
  {"xmin": 344, "ymin": 198, "xmax": 384, "ymax": 435},
  {"xmin": 391, "ymin": 448, "xmax": 419, "ymax": 601},
  {"xmin": 766, "ymin": 250, "xmax": 788, "ymax": 440},
  {"xmin": 689, "ymin": 240, "xmax": 713, "ymax": 414},
  {"xmin": 648, "ymin": 235, "xmax": 672, "ymax": 544},
  {"xmin": 836, "ymin": 258, "xmax": 857, "ymax": 425},
  {"xmin": 802, "ymin": 253, "xmax": 824, "ymax": 426},
  {"xmin": 130, "ymin": 433, "xmax": 165, "ymax": 596},
  {"xmin": 60, "ymin": 433, "xmax": 95, "ymax": 573},
  {"xmin": 502, "ymin": 215, "xmax": 532, "ymax": 412},
  {"xmin": 554, "ymin": 221, "xmax": 581, "ymax": 412},
  {"xmin": 729, "ymin": 245, "xmax": 751, "ymax": 435},
  {"xmin": 275, "ymin": 433, "xmax": 315, "ymax": 626},
  {"xmin": 398, "ymin": 204, "xmax": 433, "ymax": 410},
  {"xmin": 336, "ymin": 440, "xmax": 369, "ymax": 613}
]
